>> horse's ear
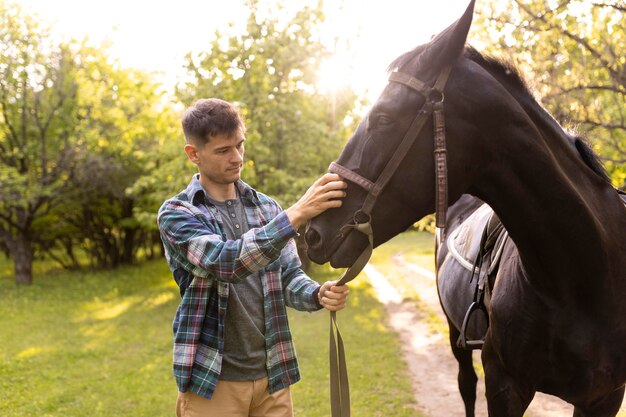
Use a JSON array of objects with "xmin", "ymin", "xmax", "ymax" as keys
[{"xmin": 417, "ymin": 0, "xmax": 475, "ymax": 76}]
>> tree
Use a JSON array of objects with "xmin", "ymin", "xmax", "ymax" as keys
[
  {"xmin": 64, "ymin": 45, "xmax": 178, "ymax": 269},
  {"xmin": 474, "ymin": 0, "xmax": 626, "ymax": 188},
  {"xmin": 0, "ymin": 1, "xmax": 178, "ymax": 282},
  {"xmin": 175, "ymin": 0, "xmax": 359, "ymax": 207},
  {"xmin": 0, "ymin": 1, "xmax": 81, "ymax": 284},
  {"xmin": 161, "ymin": 0, "xmax": 362, "ymax": 270}
]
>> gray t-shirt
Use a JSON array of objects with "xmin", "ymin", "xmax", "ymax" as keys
[{"xmin": 208, "ymin": 195, "xmax": 267, "ymax": 381}]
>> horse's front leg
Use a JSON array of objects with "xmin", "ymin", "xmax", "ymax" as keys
[
  {"xmin": 481, "ymin": 335, "xmax": 535, "ymax": 417},
  {"xmin": 573, "ymin": 385, "xmax": 625, "ymax": 417}
]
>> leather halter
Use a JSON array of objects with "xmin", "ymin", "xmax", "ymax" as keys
[
  {"xmin": 330, "ymin": 64, "xmax": 452, "ymax": 231},
  {"xmin": 326, "ymin": 65, "xmax": 453, "ymax": 417}
]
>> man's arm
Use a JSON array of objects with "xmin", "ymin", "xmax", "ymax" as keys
[
  {"xmin": 280, "ymin": 238, "xmax": 349, "ymax": 313},
  {"xmin": 159, "ymin": 202, "xmax": 297, "ymax": 283},
  {"xmin": 158, "ymin": 173, "xmax": 347, "ymax": 283}
]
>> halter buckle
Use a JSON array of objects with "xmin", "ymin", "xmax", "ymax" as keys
[
  {"xmin": 427, "ymin": 88, "xmax": 445, "ymax": 104},
  {"xmin": 353, "ymin": 210, "xmax": 371, "ymax": 225},
  {"xmin": 338, "ymin": 210, "xmax": 372, "ymax": 239}
]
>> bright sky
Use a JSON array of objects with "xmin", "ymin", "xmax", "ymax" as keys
[{"xmin": 15, "ymin": 0, "xmax": 473, "ymax": 102}]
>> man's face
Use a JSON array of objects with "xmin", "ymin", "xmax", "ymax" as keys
[{"xmin": 186, "ymin": 131, "xmax": 246, "ymax": 187}]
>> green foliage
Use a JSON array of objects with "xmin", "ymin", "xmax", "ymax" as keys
[
  {"xmin": 175, "ymin": 0, "xmax": 358, "ymax": 207},
  {"xmin": 0, "ymin": 0, "xmax": 82, "ymax": 282},
  {"xmin": 474, "ymin": 0, "xmax": 626, "ymax": 188},
  {"xmin": 0, "ymin": 1, "xmax": 180, "ymax": 278},
  {"xmin": 126, "ymin": 112, "xmax": 191, "ymax": 232},
  {"xmin": 61, "ymin": 44, "xmax": 179, "ymax": 268}
]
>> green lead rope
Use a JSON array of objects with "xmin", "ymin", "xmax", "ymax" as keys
[{"xmin": 329, "ymin": 222, "xmax": 374, "ymax": 417}]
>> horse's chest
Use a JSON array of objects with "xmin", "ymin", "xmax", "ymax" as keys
[{"xmin": 490, "ymin": 299, "xmax": 623, "ymax": 394}]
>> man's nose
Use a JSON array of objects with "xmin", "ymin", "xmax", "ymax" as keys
[{"xmin": 231, "ymin": 150, "xmax": 243, "ymax": 163}]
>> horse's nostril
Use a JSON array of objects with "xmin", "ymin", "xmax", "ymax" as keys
[{"xmin": 305, "ymin": 227, "xmax": 321, "ymax": 249}]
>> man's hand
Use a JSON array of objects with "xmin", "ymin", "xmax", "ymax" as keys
[
  {"xmin": 318, "ymin": 280, "xmax": 349, "ymax": 312},
  {"xmin": 285, "ymin": 173, "xmax": 347, "ymax": 230}
]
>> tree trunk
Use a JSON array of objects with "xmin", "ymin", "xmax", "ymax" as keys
[{"xmin": 9, "ymin": 236, "xmax": 33, "ymax": 285}]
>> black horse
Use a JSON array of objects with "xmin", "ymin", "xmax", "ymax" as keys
[{"xmin": 305, "ymin": 1, "xmax": 626, "ymax": 416}]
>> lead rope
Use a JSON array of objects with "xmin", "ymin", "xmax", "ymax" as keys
[{"xmin": 329, "ymin": 222, "xmax": 373, "ymax": 417}]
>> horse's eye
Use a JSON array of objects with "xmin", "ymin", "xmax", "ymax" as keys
[{"xmin": 375, "ymin": 114, "xmax": 394, "ymax": 128}]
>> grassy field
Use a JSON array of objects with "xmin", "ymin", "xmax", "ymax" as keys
[
  {"xmin": 4, "ymin": 232, "xmax": 625, "ymax": 417},
  {"xmin": 0, "ymin": 251, "xmax": 419, "ymax": 416}
]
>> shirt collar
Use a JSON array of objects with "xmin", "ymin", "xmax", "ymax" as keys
[{"xmin": 185, "ymin": 174, "xmax": 259, "ymax": 206}]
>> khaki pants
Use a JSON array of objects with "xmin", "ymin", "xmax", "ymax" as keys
[{"xmin": 176, "ymin": 377, "xmax": 293, "ymax": 417}]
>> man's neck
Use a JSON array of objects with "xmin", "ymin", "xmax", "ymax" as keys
[{"xmin": 200, "ymin": 177, "xmax": 238, "ymax": 202}]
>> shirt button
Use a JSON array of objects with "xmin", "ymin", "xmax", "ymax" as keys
[
  {"xmin": 231, "ymin": 213, "xmax": 236, "ymax": 217},
  {"xmin": 235, "ymin": 224, "xmax": 240, "ymax": 229}
]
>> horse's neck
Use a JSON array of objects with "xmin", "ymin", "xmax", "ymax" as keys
[
  {"xmin": 474, "ymin": 80, "xmax": 624, "ymax": 281},
  {"xmin": 477, "ymin": 128, "xmax": 625, "ymax": 293}
]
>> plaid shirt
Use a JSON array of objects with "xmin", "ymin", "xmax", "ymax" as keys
[{"xmin": 158, "ymin": 175, "xmax": 322, "ymax": 399}]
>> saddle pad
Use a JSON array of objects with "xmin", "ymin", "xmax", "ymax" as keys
[{"xmin": 447, "ymin": 204, "xmax": 508, "ymax": 274}]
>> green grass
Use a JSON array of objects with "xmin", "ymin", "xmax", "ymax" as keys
[
  {"xmin": 371, "ymin": 230, "xmax": 435, "ymax": 269},
  {"xmin": 0, "ymin": 255, "xmax": 419, "ymax": 416},
  {"xmin": 0, "ymin": 259, "xmax": 179, "ymax": 417}
]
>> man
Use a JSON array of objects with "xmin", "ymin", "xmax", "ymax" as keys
[{"xmin": 158, "ymin": 98, "xmax": 349, "ymax": 417}]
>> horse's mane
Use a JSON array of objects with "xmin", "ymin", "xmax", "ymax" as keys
[
  {"xmin": 462, "ymin": 47, "xmax": 535, "ymax": 105},
  {"xmin": 463, "ymin": 48, "xmax": 611, "ymax": 183},
  {"xmin": 387, "ymin": 44, "xmax": 611, "ymax": 183},
  {"xmin": 573, "ymin": 136, "xmax": 611, "ymax": 183}
]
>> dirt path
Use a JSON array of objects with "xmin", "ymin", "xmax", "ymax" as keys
[{"xmin": 364, "ymin": 256, "xmax": 626, "ymax": 417}]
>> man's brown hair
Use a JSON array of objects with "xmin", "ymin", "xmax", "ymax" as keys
[{"xmin": 181, "ymin": 98, "xmax": 245, "ymax": 145}]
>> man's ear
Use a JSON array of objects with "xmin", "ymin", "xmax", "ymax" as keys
[{"xmin": 184, "ymin": 143, "xmax": 200, "ymax": 164}]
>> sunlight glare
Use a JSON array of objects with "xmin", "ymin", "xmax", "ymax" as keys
[
  {"xmin": 317, "ymin": 0, "xmax": 474, "ymax": 103},
  {"xmin": 14, "ymin": 0, "xmax": 475, "ymax": 104},
  {"xmin": 316, "ymin": 54, "xmax": 353, "ymax": 94}
]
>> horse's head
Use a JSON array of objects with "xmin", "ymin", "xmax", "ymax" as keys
[{"xmin": 306, "ymin": 0, "xmax": 488, "ymax": 267}]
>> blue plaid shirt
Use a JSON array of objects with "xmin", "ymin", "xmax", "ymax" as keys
[{"xmin": 158, "ymin": 175, "xmax": 322, "ymax": 399}]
